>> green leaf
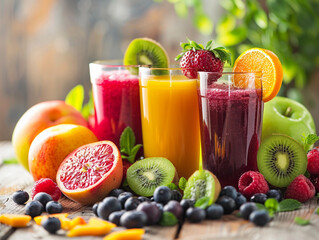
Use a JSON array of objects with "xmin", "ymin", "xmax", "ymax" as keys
[
  {"xmin": 294, "ymin": 216, "xmax": 310, "ymax": 226},
  {"xmin": 255, "ymin": 203, "xmax": 267, "ymax": 211},
  {"xmin": 81, "ymin": 90, "xmax": 94, "ymax": 119},
  {"xmin": 194, "ymin": 196, "xmax": 210, "ymax": 209},
  {"xmin": 278, "ymin": 199, "xmax": 301, "ymax": 212},
  {"xmin": 175, "ymin": 53, "xmax": 184, "ymax": 61},
  {"xmin": 205, "ymin": 40, "xmax": 213, "ymax": 50},
  {"xmin": 3, "ymin": 158, "xmax": 18, "ymax": 164},
  {"xmin": 166, "ymin": 183, "xmax": 178, "ymax": 190},
  {"xmin": 127, "ymin": 144, "xmax": 142, "ymax": 164},
  {"xmin": 254, "ymin": 9, "xmax": 268, "ymax": 29},
  {"xmin": 178, "ymin": 177, "xmax": 187, "ymax": 191},
  {"xmin": 119, "ymin": 127, "xmax": 136, "ymax": 156},
  {"xmin": 302, "ymin": 134, "xmax": 319, "ymax": 151},
  {"xmin": 264, "ymin": 198, "xmax": 279, "ymax": 217},
  {"xmin": 159, "ymin": 211, "xmax": 178, "ymax": 226},
  {"xmin": 65, "ymin": 84, "xmax": 84, "ymax": 111}
]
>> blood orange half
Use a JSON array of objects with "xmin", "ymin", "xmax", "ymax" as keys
[{"xmin": 56, "ymin": 141, "xmax": 123, "ymax": 205}]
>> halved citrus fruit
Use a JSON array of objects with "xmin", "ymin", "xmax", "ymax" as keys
[
  {"xmin": 56, "ymin": 141, "xmax": 123, "ymax": 205},
  {"xmin": 233, "ymin": 48, "xmax": 283, "ymax": 102}
]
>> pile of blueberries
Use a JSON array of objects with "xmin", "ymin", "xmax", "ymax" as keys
[
  {"xmin": 93, "ymin": 185, "xmax": 282, "ymax": 228},
  {"xmin": 12, "ymin": 190, "xmax": 63, "ymax": 233}
]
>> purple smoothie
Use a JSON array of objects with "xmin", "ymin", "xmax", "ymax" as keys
[
  {"xmin": 198, "ymin": 82, "xmax": 263, "ymax": 188},
  {"xmin": 91, "ymin": 69, "xmax": 142, "ymax": 147}
]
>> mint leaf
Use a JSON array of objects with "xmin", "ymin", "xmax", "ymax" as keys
[
  {"xmin": 302, "ymin": 133, "xmax": 319, "ymax": 151},
  {"xmin": 65, "ymin": 84, "xmax": 84, "ymax": 111},
  {"xmin": 81, "ymin": 90, "xmax": 94, "ymax": 119},
  {"xmin": 178, "ymin": 177, "xmax": 187, "ymax": 191},
  {"xmin": 265, "ymin": 198, "xmax": 279, "ymax": 217},
  {"xmin": 159, "ymin": 211, "xmax": 178, "ymax": 226},
  {"xmin": 120, "ymin": 127, "xmax": 136, "ymax": 156},
  {"xmin": 255, "ymin": 203, "xmax": 267, "ymax": 211},
  {"xmin": 194, "ymin": 196, "xmax": 210, "ymax": 209},
  {"xmin": 127, "ymin": 144, "xmax": 142, "ymax": 164},
  {"xmin": 166, "ymin": 183, "xmax": 178, "ymax": 190},
  {"xmin": 294, "ymin": 216, "xmax": 310, "ymax": 226},
  {"xmin": 3, "ymin": 158, "xmax": 18, "ymax": 164},
  {"xmin": 278, "ymin": 199, "xmax": 301, "ymax": 212}
]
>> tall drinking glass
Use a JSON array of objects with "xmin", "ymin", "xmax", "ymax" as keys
[
  {"xmin": 89, "ymin": 61, "xmax": 142, "ymax": 147},
  {"xmin": 139, "ymin": 67, "xmax": 201, "ymax": 179},
  {"xmin": 198, "ymin": 71, "xmax": 263, "ymax": 187}
]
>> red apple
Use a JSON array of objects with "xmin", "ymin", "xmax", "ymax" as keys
[{"xmin": 12, "ymin": 101, "xmax": 88, "ymax": 171}]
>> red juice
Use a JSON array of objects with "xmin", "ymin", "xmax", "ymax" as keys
[
  {"xmin": 91, "ymin": 69, "xmax": 142, "ymax": 147},
  {"xmin": 198, "ymin": 82, "xmax": 263, "ymax": 188}
]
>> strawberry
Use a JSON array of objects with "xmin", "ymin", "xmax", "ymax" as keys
[{"xmin": 175, "ymin": 39, "xmax": 231, "ymax": 80}]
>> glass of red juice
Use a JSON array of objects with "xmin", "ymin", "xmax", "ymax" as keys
[
  {"xmin": 89, "ymin": 61, "xmax": 142, "ymax": 147},
  {"xmin": 197, "ymin": 70, "xmax": 263, "ymax": 188}
]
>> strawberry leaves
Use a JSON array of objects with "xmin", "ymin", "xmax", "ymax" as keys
[{"xmin": 175, "ymin": 38, "xmax": 231, "ymax": 65}]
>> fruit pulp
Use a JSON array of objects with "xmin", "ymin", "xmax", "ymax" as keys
[
  {"xmin": 140, "ymin": 75, "xmax": 201, "ymax": 179},
  {"xmin": 91, "ymin": 70, "xmax": 142, "ymax": 147},
  {"xmin": 198, "ymin": 82, "xmax": 263, "ymax": 188}
]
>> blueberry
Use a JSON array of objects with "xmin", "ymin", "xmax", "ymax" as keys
[
  {"xmin": 250, "ymin": 193, "xmax": 267, "ymax": 204},
  {"xmin": 266, "ymin": 189, "xmax": 282, "ymax": 202},
  {"xmin": 124, "ymin": 197, "xmax": 140, "ymax": 210},
  {"xmin": 42, "ymin": 217, "xmax": 61, "ymax": 234},
  {"xmin": 150, "ymin": 197, "xmax": 155, "ymax": 201},
  {"xmin": 239, "ymin": 202, "xmax": 257, "ymax": 220},
  {"xmin": 138, "ymin": 196, "xmax": 151, "ymax": 202},
  {"xmin": 33, "ymin": 192, "xmax": 53, "ymax": 208},
  {"xmin": 249, "ymin": 210, "xmax": 270, "ymax": 226},
  {"xmin": 25, "ymin": 200, "xmax": 44, "ymax": 218},
  {"xmin": 180, "ymin": 199, "xmax": 195, "ymax": 212},
  {"xmin": 206, "ymin": 204, "xmax": 224, "ymax": 220},
  {"xmin": 171, "ymin": 190, "xmax": 183, "ymax": 202},
  {"xmin": 235, "ymin": 193, "xmax": 247, "ymax": 209},
  {"xmin": 216, "ymin": 196, "xmax": 236, "ymax": 214},
  {"xmin": 137, "ymin": 202, "xmax": 162, "ymax": 225},
  {"xmin": 220, "ymin": 186, "xmax": 237, "ymax": 199},
  {"xmin": 153, "ymin": 186, "xmax": 172, "ymax": 205},
  {"xmin": 108, "ymin": 188, "xmax": 125, "ymax": 197},
  {"xmin": 186, "ymin": 207, "xmax": 206, "ymax": 223},
  {"xmin": 118, "ymin": 192, "xmax": 133, "ymax": 207},
  {"xmin": 108, "ymin": 210, "xmax": 126, "ymax": 226},
  {"xmin": 156, "ymin": 203, "xmax": 164, "ymax": 213},
  {"xmin": 12, "ymin": 190, "xmax": 29, "ymax": 205},
  {"xmin": 45, "ymin": 201, "xmax": 63, "ymax": 214},
  {"xmin": 163, "ymin": 200, "xmax": 184, "ymax": 220},
  {"xmin": 97, "ymin": 197, "xmax": 122, "ymax": 220},
  {"xmin": 92, "ymin": 202, "xmax": 99, "ymax": 216},
  {"xmin": 120, "ymin": 210, "xmax": 147, "ymax": 228}
]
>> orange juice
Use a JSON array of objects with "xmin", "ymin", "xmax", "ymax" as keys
[{"xmin": 139, "ymin": 72, "xmax": 201, "ymax": 179}]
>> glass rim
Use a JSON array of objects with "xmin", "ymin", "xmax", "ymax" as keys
[
  {"xmin": 139, "ymin": 67, "xmax": 194, "ymax": 71},
  {"xmin": 90, "ymin": 60, "xmax": 146, "ymax": 68}
]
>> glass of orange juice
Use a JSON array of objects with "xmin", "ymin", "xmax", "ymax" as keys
[{"xmin": 139, "ymin": 67, "xmax": 201, "ymax": 179}]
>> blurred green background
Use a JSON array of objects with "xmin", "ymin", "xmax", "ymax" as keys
[{"xmin": 0, "ymin": 0, "xmax": 318, "ymax": 140}]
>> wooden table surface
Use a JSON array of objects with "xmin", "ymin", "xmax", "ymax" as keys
[{"xmin": 1, "ymin": 141, "xmax": 319, "ymax": 240}]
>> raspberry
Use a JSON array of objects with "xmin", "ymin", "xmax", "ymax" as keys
[
  {"xmin": 284, "ymin": 175, "xmax": 315, "ymax": 202},
  {"xmin": 122, "ymin": 159, "xmax": 132, "ymax": 180},
  {"xmin": 309, "ymin": 175, "xmax": 319, "ymax": 192},
  {"xmin": 238, "ymin": 171, "xmax": 269, "ymax": 198},
  {"xmin": 31, "ymin": 178, "xmax": 61, "ymax": 201},
  {"xmin": 307, "ymin": 147, "xmax": 319, "ymax": 175}
]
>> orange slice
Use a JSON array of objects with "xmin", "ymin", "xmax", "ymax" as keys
[{"xmin": 233, "ymin": 48, "xmax": 283, "ymax": 102}]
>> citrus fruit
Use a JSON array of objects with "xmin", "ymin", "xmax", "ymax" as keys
[
  {"xmin": 233, "ymin": 48, "xmax": 283, "ymax": 102},
  {"xmin": 56, "ymin": 141, "xmax": 123, "ymax": 205}
]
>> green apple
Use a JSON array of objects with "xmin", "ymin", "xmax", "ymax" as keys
[{"xmin": 262, "ymin": 96, "xmax": 316, "ymax": 151}]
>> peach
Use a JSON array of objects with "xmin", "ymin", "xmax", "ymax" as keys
[
  {"xmin": 12, "ymin": 101, "xmax": 88, "ymax": 171},
  {"xmin": 28, "ymin": 124, "xmax": 98, "ymax": 182}
]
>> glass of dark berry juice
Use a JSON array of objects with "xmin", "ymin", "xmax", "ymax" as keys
[
  {"xmin": 89, "ymin": 61, "xmax": 143, "ymax": 147},
  {"xmin": 197, "ymin": 70, "xmax": 263, "ymax": 188}
]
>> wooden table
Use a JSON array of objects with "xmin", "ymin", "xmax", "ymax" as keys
[{"xmin": 1, "ymin": 141, "xmax": 319, "ymax": 240}]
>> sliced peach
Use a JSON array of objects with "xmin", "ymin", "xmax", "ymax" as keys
[
  {"xmin": 68, "ymin": 216, "xmax": 86, "ymax": 230},
  {"xmin": 67, "ymin": 217, "xmax": 116, "ymax": 237},
  {"xmin": 103, "ymin": 229, "xmax": 145, "ymax": 240},
  {"xmin": 0, "ymin": 214, "xmax": 32, "ymax": 228}
]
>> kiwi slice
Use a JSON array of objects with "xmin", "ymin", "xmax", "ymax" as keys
[
  {"xmin": 183, "ymin": 170, "xmax": 221, "ymax": 205},
  {"xmin": 257, "ymin": 134, "xmax": 307, "ymax": 188},
  {"xmin": 126, "ymin": 157, "xmax": 176, "ymax": 197},
  {"xmin": 123, "ymin": 38, "xmax": 169, "ymax": 74}
]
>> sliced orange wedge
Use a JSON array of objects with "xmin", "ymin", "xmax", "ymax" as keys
[{"xmin": 233, "ymin": 48, "xmax": 283, "ymax": 102}]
